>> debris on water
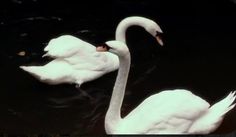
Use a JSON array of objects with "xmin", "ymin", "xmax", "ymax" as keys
[{"xmin": 17, "ymin": 51, "xmax": 26, "ymax": 56}]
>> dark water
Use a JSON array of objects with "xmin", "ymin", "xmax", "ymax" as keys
[{"xmin": 1, "ymin": 0, "xmax": 236, "ymax": 135}]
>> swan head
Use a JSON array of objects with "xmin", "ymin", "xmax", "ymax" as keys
[
  {"xmin": 96, "ymin": 41, "xmax": 129, "ymax": 57},
  {"xmin": 144, "ymin": 20, "xmax": 163, "ymax": 46}
]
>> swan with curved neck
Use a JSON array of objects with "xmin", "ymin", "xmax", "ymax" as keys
[
  {"xmin": 96, "ymin": 40, "xmax": 236, "ymax": 134},
  {"xmin": 20, "ymin": 16, "xmax": 163, "ymax": 87}
]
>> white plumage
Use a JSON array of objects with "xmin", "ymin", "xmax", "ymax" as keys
[
  {"xmin": 20, "ymin": 35, "xmax": 118, "ymax": 85},
  {"xmin": 98, "ymin": 40, "xmax": 236, "ymax": 134},
  {"xmin": 20, "ymin": 16, "xmax": 163, "ymax": 86}
]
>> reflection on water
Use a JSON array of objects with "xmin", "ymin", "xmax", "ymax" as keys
[{"xmin": 1, "ymin": 0, "xmax": 236, "ymax": 135}]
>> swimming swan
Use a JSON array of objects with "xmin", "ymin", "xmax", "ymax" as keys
[
  {"xmin": 96, "ymin": 40, "xmax": 236, "ymax": 134},
  {"xmin": 20, "ymin": 16, "xmax": 163, "ymax": 87}
]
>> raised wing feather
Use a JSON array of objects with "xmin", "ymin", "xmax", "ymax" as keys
[{"xmin": 44, "ymin": 35, "xmax": 95, "ymax": 58}]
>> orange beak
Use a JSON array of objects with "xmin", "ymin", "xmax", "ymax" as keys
[
  {"xmin": 96, "ymin": 45, "xmax": 109, "ymax": 52},
  {"xmin": 156, "ymin": 35, "xmax": 164, "ymax": 46}
]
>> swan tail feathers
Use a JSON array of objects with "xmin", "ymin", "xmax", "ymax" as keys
[
  {"xmin": 209, "ymin": 91, "xmax": 236, "ymax": 117},
  {"xmin": 188, "ymin": 91, "xmax": 236, "ymax": 134},
  {"xmin": 19, "ymin": 66, "xmax": 47, "ymax": 80}
]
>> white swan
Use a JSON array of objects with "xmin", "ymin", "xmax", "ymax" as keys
[
  {"xmin": 20, "ymin": 16, "xmax": 163, "ymax": 87},
  {"xmin": 20, "ymin": 35, "xmax": 119, "ymax": 86},
  {"xmin": 96, "ymin": 40, "xmax": 236, "ymax": 134}
]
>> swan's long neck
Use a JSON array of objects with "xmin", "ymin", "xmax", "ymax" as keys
[
  {"xmin": 105, "ymin": 53, "xmax": 131, "ymax": 126},
  {"xmin": 115, "ymin": 17, "xmax": 149, "ymax": 43}
]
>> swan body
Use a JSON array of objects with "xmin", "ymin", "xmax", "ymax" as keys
[
  {"xmin": 97, "ymin": 40, "xmax": 236, "ymax": 134},
  {"xmin": 20, "ymin": 35, "xmax": 118, "ymax": 85},
  {"xmin": 20, "ymin": 53, "xmax": 118, "ymax": 85},
  {"xmin": 20, "ymin": 16, "xmax": 163, "ymax": 86}
]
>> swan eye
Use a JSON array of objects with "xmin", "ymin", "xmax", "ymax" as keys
[
  {"xmin": 155, "ymin": 31, "xmax": 162, "ymax": 37},
  {"xmin": 102, "ymin": 44, "xmax": 111, "ymax": 50}
]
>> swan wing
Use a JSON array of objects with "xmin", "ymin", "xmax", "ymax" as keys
[
  {"xmin": 20, "ymin": 59, "xmax": 76, "ymax": 85},
  {"xmin": 118, "ymin": 90, "xmax": 210, "ymax": 134},
  {"xmin": 43, "ymin": 35, "xmax": 119, "ymax": 71},
  {"xmin": 44, "ymin": 35, "xmax": 95, "ymax": 58}
]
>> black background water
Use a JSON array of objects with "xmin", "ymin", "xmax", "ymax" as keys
[{"xmin": 0, "ymin": 0, "xmax": 236, "ymax": 135}]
